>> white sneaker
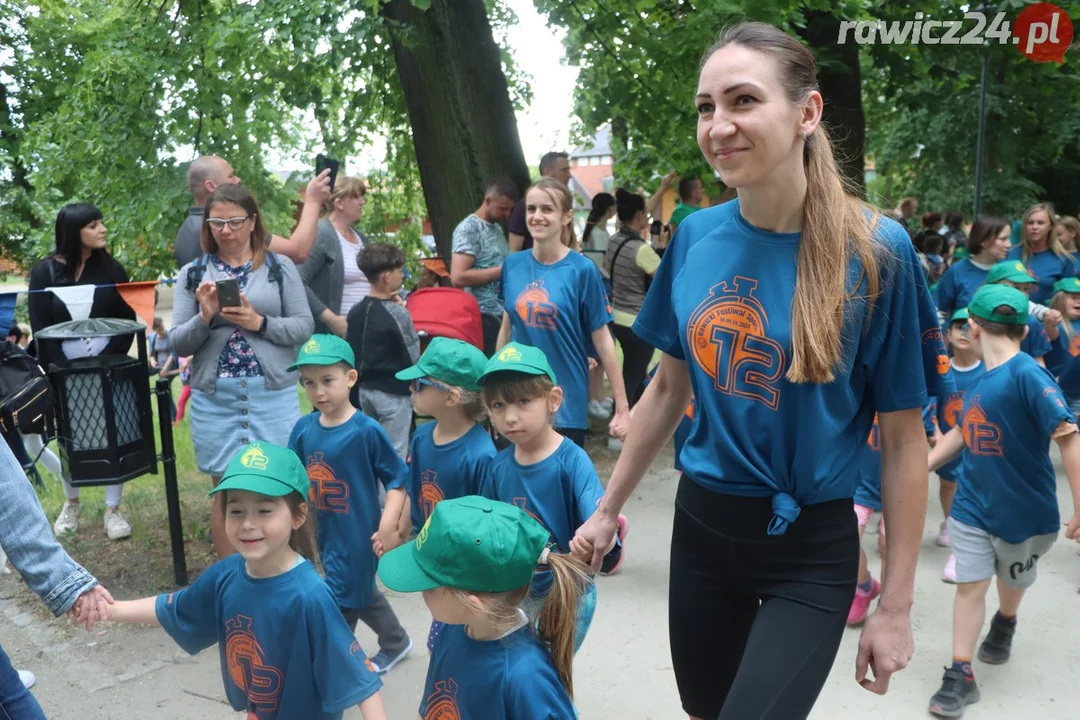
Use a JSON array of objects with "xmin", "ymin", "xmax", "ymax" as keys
[
  {"xmin": 104, "ymin": 507, "xmax": 132, "ymax": 541},
  {"xmin": 17, "ymin": 669, "xmax": 36, "ymax": 690},
  {"xmin": 607, "ymin": 437, "xmax": 623, "ymax": 451},
  {"xmin": 588, "ymin": 400, "xmax": 612, "ymax": 420},
  {"xmin": 601, "ymin": 397, "xmax": 614, "ymax": 415},
  {"xmin": 53, "ymin": 502, "xmax": 81, "ymax": 535},
  {"xmin": 942, "ymin": 554, "xmax": 957, "ymax": 584},
  {"xmin": 0, "ymin": 546, "xmax": 9, "ymax": 574}
]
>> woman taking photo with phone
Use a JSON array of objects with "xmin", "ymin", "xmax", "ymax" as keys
[
  {"xmin": 171, "ymin": 184, "xmax": 313, "ymax": 558},
  {"xmin": 28, "ymin": 203, "xmax": 137, "ymax": 541},
  {"xmin": 572, "ymin": 22, "xmax": 951, "ymax": 719}
]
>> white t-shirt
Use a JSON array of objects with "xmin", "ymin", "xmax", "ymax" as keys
[{"xmin": 337, "ymin": 229, "xmax": 370, "ymax": 315}]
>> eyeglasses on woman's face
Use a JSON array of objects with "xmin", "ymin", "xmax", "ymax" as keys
[{"xmin": 206, "ymin": 216, "xmax": 251, "ymax": 232}]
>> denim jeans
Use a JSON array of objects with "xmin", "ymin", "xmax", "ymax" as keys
[{"xmin": 0, "ymin": 643, "xmax": 44, "ymax": 720}]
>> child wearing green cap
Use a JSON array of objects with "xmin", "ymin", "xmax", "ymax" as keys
[
  {"xmin": 1044, "ymin": 277, "xmax": 1080, "ymax": 385},
  {"xmin": 378, "ymin": 495, "xmax": 589, "ymax": 719},
  {"xmin": 926, "ymin": 284, "xmax": 1080, "ymax": 718},
  {"xmin": 86, "ymin": 442, "xmax": 388, "ymax": 720},
  {"xmin": 924, "ymin": 308, "xmax": 986, "ymax": 584},
  {"xmin": 476, "ymin": 342, "xmax": 624, "ymax": 650},
  {"xmin": 287, "ymin": 334, "xmax": 414, "ymax": 675},
  {"xmin": 395, "ymin": 336, "xmax": 497, "ymax": 653},
  {"xmin": 983, "ymin": 260, "xmax": 1060, "ymax": 367}
]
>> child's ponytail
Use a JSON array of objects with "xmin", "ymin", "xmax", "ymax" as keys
[
  {"xmin": 534, "ymin": 552, "xmax": 592, "ymax": 699},
  {"xmin": 284, "ymin": 492, "xmax": 319, "ymax": 563}
]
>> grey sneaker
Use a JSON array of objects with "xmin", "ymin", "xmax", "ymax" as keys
[
  {"xmin": 368, "ymin": 638, "xmax": 413, "ymax": 676},
  {"xmin": 977, "ymin": 615, "xmax": 1015, "ymax": 665},
  {"xmin": 929, "ymin": 667, "xmax": 980, "ymax": 717},
  {"xmin": 104, "ymin": 507, "xmax": 132, "ymax": 541},
  {"xmin": 53, "ymin": 501, "xmax": 81, "ymax": 535}
]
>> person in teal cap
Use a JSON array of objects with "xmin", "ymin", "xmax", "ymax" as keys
[
  {"xmin": 287, "ymin": 334, "xmax": 414, "ymax": 676},
  {"xmin": 922, "ymin": 307, "xmax": 986, "ymax": 584},
  {"xmin": 927, "ymin": 284, "xmax": 1080, "ymax": 717},
  {"xmin": 394, "ymin": 336, "xmax": 497, "ymax": 652},
  {"xmin": 983, "ymin": 261, "xmax": 1056, "ymax": 366},
  {"xmin": 88, "ymin": 442, "xmax": 388, "ymax": 720},
  {"xmin": 378, "ymin": 495, "xmax": 588, "ymax": 719}
]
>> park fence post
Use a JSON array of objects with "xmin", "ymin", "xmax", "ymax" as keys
[{"xmin": 154, "ymin": 377, "xmax": 188, "ymax": 586}]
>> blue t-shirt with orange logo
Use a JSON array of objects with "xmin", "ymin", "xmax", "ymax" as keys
[
  {"xmin": 407, "ymin": 421, "xmax": 496, "ymax": 531},
  {"xmin": 1006, "ymin": 247, "xmax": 1079, "ymax": 305},
  {"xmin": 419, "ymin": 621, "xmax": 574, "ymax": 720},
  {"xmin": 288, "ymin": 411, "xmax": 408, "ymax": 610},
  {"xmin": 633, "ymin": 200, "xmax": 954, "ymax": 529},
  {"xmin": 478, "ymin": 438, "xmax": 608, "ymax": 594},
  {"xmin": 929, "ymin": 360, "xmax": 986, "ymax": 481},
  {"xmin": 950, "ymin": 353, "xmax": 1073, "ymax": 543},
  {"xmin": 500, "ymin": 250, "xmax": 613, "ymax": 430},
  {"xmin": 853, "ymin": 415, "xmax": 882, "ymax": 511},
  {"xmin": 934, "ymin": 259, "xmax": 991, "ymax": 317},
  {"xmin": 156, "ymin": 554, "xmax": 382, "ymax": 719}
]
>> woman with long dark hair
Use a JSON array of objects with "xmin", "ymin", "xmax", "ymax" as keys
[
  {"xmin": 28, "ymin": 203, "xmax": 137, "ymax": 541},
  {"xmin": 572, "ymin": 22, "xmax": 951, "ymax": 718}
]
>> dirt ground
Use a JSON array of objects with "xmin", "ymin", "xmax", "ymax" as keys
[{"xmin": 4, "ymin": 433, "xmax": 1080, "ymax": 719}]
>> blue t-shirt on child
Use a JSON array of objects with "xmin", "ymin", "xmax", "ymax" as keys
[
  {"xmin": 853, "ymin": 415, "xmax": 882, "ymax": 512},
  {"xmin": 1006, "ymin": 247, "xmax": 1079, "ymax": 305},
  {"xmin": 1021, "ymin": 316, "xmax": 1051, "ymax": 359},
  {"xmin": 288, "ymin": 411, "xmax": 408, "ymax": 611},
  {"xmin": 419, "ymin": 621, "xmax": 575, "ymax": 720},
  {"xmin": 928, "ymin": 360, "xmax": 986, "ymax": 481},
  {"xmin": 950, "ymin": 353, "xmax": 1074, "ymax": 543},
  {"xmin": 156, "ymin": 555, "xmax": 382, "ymax": 719},
  {"xmin": 500, "ymin": 250, "xmax": 613, "ymax": 430},
  {"xmin": 479, "ymin": 438, "xmax": 609, "ymax": 594},
  {"xmin": 1051, "ymin": 322, "xmax": 1080, "ymax": 397},
  {"xmin": 633, "ymin": 201, "xmax": 954, "ymax": 532},
  {"xmin": 408, "ymin": 421, "xmax": 496, "ymax": 531}
]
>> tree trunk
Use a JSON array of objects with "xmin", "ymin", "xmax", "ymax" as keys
[
  {"xmin": 381, "ymin": 0, "xmax": 530, "ymax": 258},
  {"xmin": 798, "ymin": 12, "xmax": 866, "ymax": 197}
]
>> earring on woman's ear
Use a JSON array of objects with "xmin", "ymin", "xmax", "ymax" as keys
[{"xmin": 800, "ymin": 130, "xmax": 808, "ymax": 141}]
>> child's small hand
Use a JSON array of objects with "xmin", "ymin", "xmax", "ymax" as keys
[{"xmin": 569, "ymin": 537, "xmax": 594, "ymax": 564}]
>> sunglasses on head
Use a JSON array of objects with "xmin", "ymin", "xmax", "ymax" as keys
[{"xmin": 411, "ymin": 377, "xmax": 450, "ymax": 392}]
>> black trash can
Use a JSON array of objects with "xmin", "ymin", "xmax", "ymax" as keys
[{"xmin": 35, "ymin": 318, "xmax": 157, "ymax": 486}]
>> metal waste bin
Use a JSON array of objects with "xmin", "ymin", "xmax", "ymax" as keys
[{"xmin": 35, "ymin": 318, "xmax": 157, "ymax": 486}]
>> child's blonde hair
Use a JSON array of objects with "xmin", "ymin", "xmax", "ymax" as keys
[
  {"xmin": 449, "ymin": 552, "xmax": 591, "ymax": 697},
  {"xmin": 1051, "ymin": 290, "xmax": 1078, "ymax": 341},
  {"xmin": 480, "ymin": 372, "xmax": 556, "ymax": 406}
]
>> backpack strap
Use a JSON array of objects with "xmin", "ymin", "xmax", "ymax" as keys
[
  {"xmin": 185, "ymin": 254, "xmax": 211, "ymax": 293},
  {"xmin": 265, "ymin": 252, "xmax": 285, "ymax": 308}
]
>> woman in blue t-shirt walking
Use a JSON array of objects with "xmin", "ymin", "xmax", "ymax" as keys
[{"xmin": 574, "ymin": 22, "xmax": 951, "ymax": 720}]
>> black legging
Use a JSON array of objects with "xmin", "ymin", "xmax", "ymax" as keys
[
  {"xmin": 669, "ymin": 475, "xmax": 858, "ymax": 719},
  {"xmin": 610, "ymin": 322, "xmax": 652, "ymax": 406}
]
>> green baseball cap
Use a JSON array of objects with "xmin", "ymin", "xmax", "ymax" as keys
[
  {"xmin": 986, "ymin": 261, "xmax": 1034, "ymax": 286},
  {"xmin": 1053, "ymin": 277, "xmax": 1080, "ymax": 295},
  {"xmin": 950, "ymin": 308, "xmax": 970, "ymax": 323},
  {"xmin": 478, "ymin": 342, "xmax": 557, "ymax": 385},
  {"xmin": 287, "ymin": 334, "xmax": 355, "ymax": 371},
  {"xmin": 208, "ymin": 442, "xmax": 310, "ymax": 498},
  {"xmin": 378, "ymin": 496, "xmax": 550, "ymax": 593},
  {"xmin": 968, "ymin": 284, "xmax": 1029, "ymax": 326},
  {"xmin": 395, "ymin": 337, "xmax": 488, "ymax": 391}
]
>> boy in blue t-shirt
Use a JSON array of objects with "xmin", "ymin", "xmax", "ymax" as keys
[
  {"xmin": 984, "ymin": 261, "xmax": 1056, "ymax": 365},
  {"xmin": 476, "ymin": 343, "xmax": 624, "ymax": 649},
  {"xmin": 926, "ymin": 285, "xmax": 1080, "ymax": 718},
  {"xmin": 394, "ymin": 337, "xmax": 497, "ymax": 652},
  {"xmin": 287, "ymin": 335, "xmax": 414, "ymax": 676}
]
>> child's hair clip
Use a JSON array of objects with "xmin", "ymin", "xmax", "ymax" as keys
[{"xmin": 538, "ymin": 547, "xmax": 551, "ymax": 565}]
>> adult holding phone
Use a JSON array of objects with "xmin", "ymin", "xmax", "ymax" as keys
[
  {"xmin": 297, "ymin": 177, "xmax": 371, "ymax": 337},
  {"xmin": 572, "ymin": 22, "xmax": 951, "ymax": 719},
  {"xmin": 28, "ymin": 203, "xmax": 138, "ymax": 541},
  {"xmin": 171, "ymin": 184, "xmax": 314, "ymax": 559}
]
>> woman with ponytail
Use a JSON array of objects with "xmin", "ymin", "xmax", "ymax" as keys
[
  {"xmin": 581, "ymin": 192, "xmax": 616, "ymax": 273},
  {"xmin": 496, "ymin": 177, "xmax": 630, "ymax": 446},
  {"xmin": 573, "ymin": 22, "xmax": 952, "ymax": 719},
  {"xmin": 378, "ymin": 496, "xmax": 589, "ymax": 718}
]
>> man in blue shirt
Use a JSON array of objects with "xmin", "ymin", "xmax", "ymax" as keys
[{"xmin": 927, "ymin": 284, "xmax": 1080, "ymax": 718}]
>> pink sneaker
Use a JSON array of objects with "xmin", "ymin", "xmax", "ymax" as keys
[
  {"xmin": 942, "ymin": 554, "xmax": 957, "ymax": 584},
  {"xmin": 847, "ymin": 578, "xmax": 880, "ymax": 626},
  {"xmin": 936, "ymin": 523, "xmax": 951, "ymax": 548},
  {"xmin": 600, "ymin": 514, "xmax": 629, "ymax": 576}
]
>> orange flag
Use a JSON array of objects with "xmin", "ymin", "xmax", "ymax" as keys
[{"xmin": 116, "ymin": 281, "xmax": 159, "ymax": 328}]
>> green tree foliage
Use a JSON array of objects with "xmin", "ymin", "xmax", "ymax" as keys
[{"xmin": 0, "ymin": 0, "xmax": 529, "ymax": 277}]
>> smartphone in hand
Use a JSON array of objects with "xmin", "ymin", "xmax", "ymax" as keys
[
  {"xmin": 215, "ymin": 278, "xmax": 242, "ymax": 308},
  {"xmin": 315, "ymin": 154, "xmax": 341, "ymax": 194}
]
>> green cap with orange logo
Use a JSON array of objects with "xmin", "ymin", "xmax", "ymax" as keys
[
  {"xmin": 377, "ymin": 496, "xmax": 551, "ymax": 593},
  {"xmin": 208, "ymin": 442, "xmax": 310, "ymax": 498},
  {"xmin": 478, "ymin": 342, "xmax": 557, "ymax": 385}
]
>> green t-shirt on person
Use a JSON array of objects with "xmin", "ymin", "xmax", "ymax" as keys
[{"xmin": 669, "ymin": 202, "xmax": 701, "ymax": 228}]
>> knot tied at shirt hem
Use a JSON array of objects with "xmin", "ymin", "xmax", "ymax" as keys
[{"xmin": 766, "ymin": 492, "xmax": 801, "ymax": 536}]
